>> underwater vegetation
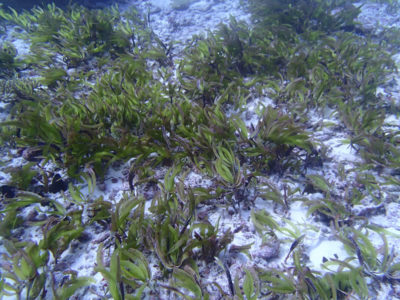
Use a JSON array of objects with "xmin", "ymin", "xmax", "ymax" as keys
[
  {"xmin": 0, "ymin": 42, "xmax": 19, "ymax": 78},
  {"xmin": 171, "ymin": 0, "xmax": 199, "ymax": 10},
  {"xmin": 0, "ymin": 0, "xmax": 112, "ymax": 10},
  {"xmin": 0, "ymin": 0, "xmax": 400, "ymax": 298}
]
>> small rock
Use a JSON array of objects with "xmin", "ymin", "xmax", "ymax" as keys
[
  {"xmin": 192, "ymin": 1, "xmax": 212, "ymax": 12},
  {"xmin": 54, "ymin": 262, "xmax": 69, "ymax": 272},
  {"xmin": 150, "ymin": 6, "xmax": 161, "ymax": 14},
  {"xmin": 303, "ymin": 183, "xmax": 317, "ymax": 194},
  {"xmin": 93, "ymin": 232, "xmax": 110, "ymax": 244},
  {"xmin": 78, "ymin": 231, "xmax": 92, "ymax": 243},
  {"xmin": 48, "ymin": 174, "xmax": 68, "ymax": 193},
  {"xmin": 0, "ymin": 185, "xmax": 17, "ymax": 198},
  {"xmin": 35, "ymin": 214, "xmax": 47, "ymax": 222},
  {"xmin": 67, "ymin": 68, "xmax": 76, "ymax": 76},
  {"xmin": 356, "ymin": 204, "xmax": 386, "ymax": 217},
  {"xmin": 257, "ymin": 240, "xmax": 280, "ymax": 260},
  {"xmin": 143, "ymin": 190, "xmax": 154, "ymax": 200},
  {"xmin": 227, "ymin": 206, "xmax": 235, "ymax": 215},
  {"xmin": 22, "ymin": 147, "xmax": 42, "ymax": 162},
  {"xmin": 197, "ymin": 210, "xmax": 209, "ymax": 220},
  {"xmin": 98, "ymin": 183, "xmax": 107, "ymax": 191},
  {"xmin": 31, "ymin": 185, "xmax": 46, "ymax": 196},
  {"xmin": 390, "ymin": 168, "xmax": 400, "ymax": 176},
  {"xmin": 245, "ymin": 110, "xmax": 253, "ymax": 121},
  {"xmin": 122, "ymin": 168, "xmax": 130, "ymax": 176},
  {"xmin": 26, "ymin": 209, "xmax": 38, "ymax": 222},
  {"xmin": 111, "ymin": 160, "xmax": 123, "ymax": 169},
  {"xmin": 12, "ymin": 227, "xmax": 25, "ymax": 239}
]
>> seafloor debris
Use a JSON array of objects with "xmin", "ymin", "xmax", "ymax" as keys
[{"xmin": 0, "ymin": 0, "xmax": 400, "ymax": 299}]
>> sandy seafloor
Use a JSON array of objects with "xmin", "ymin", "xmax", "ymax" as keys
[{"xmin": 1, "ymin": 0, "xmax": 400, "ymax": 299}]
